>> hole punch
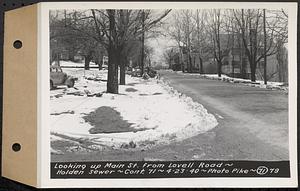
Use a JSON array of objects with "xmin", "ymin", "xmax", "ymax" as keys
[
  {"xmin": 12, "ymin": 143, "xmax": 21, "ymax": 152},
  {"xmin": 13, "ymin": 40, "xmax": 22, "ymax": 49}
]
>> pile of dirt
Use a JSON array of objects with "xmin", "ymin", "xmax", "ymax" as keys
[
  {"xmin": 125, "ymin": 88, "xmax": 138, "ymax": 92},
  {"xmin": 83, "ymin": 106, "xmax": 147, "ymax": 134}
]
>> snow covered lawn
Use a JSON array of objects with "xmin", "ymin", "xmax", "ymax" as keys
[
  {"xmin": 59, "ymin": 60, "xmax": 99, "ymax": 68},
  {"xmin": 174, "ymin": 71, "xmax": 288, "ymax": 92},
  {"xmin": 50, "ymin": 68, "xmax": 218, "ymax": 154}
]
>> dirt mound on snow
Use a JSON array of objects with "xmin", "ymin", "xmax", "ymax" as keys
[{"xmin": 83, "ymin": 106, "xmax": 151, "ymax": 134}]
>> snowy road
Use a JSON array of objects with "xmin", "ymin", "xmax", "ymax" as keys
[
  {"xmin": 52, "ymin": 70, "xmax": 289, "ymax": 162},
  {"xmin": 158, "ymin": 70, "xmax": 289, "ymax": 160}
]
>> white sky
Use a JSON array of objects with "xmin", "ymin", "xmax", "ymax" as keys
[
  {"xmin": 146, "ymin": 36, "xmax": 176, "ymax": 66},
  {"xmin": 145, "ymin": 12, "xmax": 176, "ymax": 66}
]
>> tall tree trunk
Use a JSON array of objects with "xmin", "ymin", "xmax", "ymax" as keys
[
  {"xmin": 69, "ymin": 49, "xmax": 75, "ymax": 62},
  {"xmin": 84, "ymin": 50, "xmax": 94, "ymax": 70},
  {"xmin": 248, "ymin": 19, "xmax": 256, "ymax": 82},
  {"xmin": 217, "ymin": 60, "xmax": 222, "ymax": 77},
  {"xmin": 168, "ymin": 56, "xmax": 172, "ymax": 69},
  {"xmin": 277, "ymin": 40, "xmax": 284, "ymax": 82},
  {"xmin": 245, "ymin": 52, "xmax": 257, "ymax": 82},
  {"xmin": 179, "ymin": 47, "xmax": 185, "ymax": 72},
  {"xmin": 95, "ymin": 48, "xmax": 103, "ymax": 71},
  {"xmin": 188, "ymin": 54, "xmax": 192, "ymax": 72},
  {"xmin": 283, "ymin": 54, "xmax": 288, "ymax": 83},
  {"xmin": 84, "ymin": 56, "xmax": 91, "ymax": 70},
  {"xmin": 240, "ymin": 9, "xmax": 246, "ymax": 79},
  {"xmin": 120, "ymin": 63, "xmax": 126, "ymax": 85},
  {"xmin": 278, "ymin": 60, "xmax": 283, "ymax": 82},
  {"xmin": 250, "ymin": 71, "xmax": 256, "ymax": 82},
  {"xmin": 241, "ymin": 58, "xmax": 246, "ymax": 79},
  {"xmin": 239, "ymin": 39, "xmax": 246, "ymax": 79},
  {"xmin": 107, "ymin": 47, "xmax": 119, "ymax": 93},
  {"xmin": 232, "ymin": 56, "xmax": 235, "ymax": 78},
  {"xmin": 95, "ymin": 55, "xmax": 103, "ymax": 70},
  {"xmin": 196, "ymin": 10, "xmax": 203, "ymax": 74},
  {"xmin": 107, "ymin": 10, "xmax": 119, "ymax": 94},
  {"xmin": 231, "ymin": 27, "xmax": 235, "ymax": 78},
  {"xmin": 249, "ymin": 58, "xmax": 256, "ymax": 82},
  {"xmin": 199, "ymin": 56, "xmax": 203, "ymax": 74},
  {"xmin": 263, "ymin": 9, "xmax": 267, "ymax": 85},
  {"xmin": 120, "ymin": 53, "xmax": 126, "ymax": 85},
  {"xmin": 140, "ymin": 10, "xmax": 145, "ymax": 75}
]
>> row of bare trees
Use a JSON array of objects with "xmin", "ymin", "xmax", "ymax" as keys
[
  {"xmin": 50, "ymin": 9, "xmax": 171, "ymax": 94},
  {"xmin": 166, "ymin": 9, "xmax": 288, "ymax": 82}
]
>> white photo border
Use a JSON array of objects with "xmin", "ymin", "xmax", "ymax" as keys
[{"xmin": 38, "ymin": 1, "xmax": 298, "ymax": 188}]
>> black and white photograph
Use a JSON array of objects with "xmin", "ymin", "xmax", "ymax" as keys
[
  {"xmin": 46, "ymin": 2, "xmax": 297, "ymax": 183},
  {"xmin": 1, "ymin": 1, "xmax": 298, "ymax": 188}
]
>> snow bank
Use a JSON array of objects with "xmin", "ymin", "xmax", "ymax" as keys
[
  {"xmin": 58, "ymin": 60, "xmax": 99, "ymax": 68},
  {"xmin": 175, "ymin": 71, "xmax": 288, "ymax": 92},
  {"xmin": 50, "ymin": 68, "xmax": 218, "ymax": 151}
]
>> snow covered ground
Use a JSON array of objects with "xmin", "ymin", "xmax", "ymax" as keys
[
  {"xmin": 59, "ymin": 60, "xmax": 98, "ymax": 67},
  {"xmin": 174, "ymin": 71, "xmax": 288, "ymax": 92},
  {"xmin": 51, "ymin": 67, "xmax": 218, "ymax": 153}
]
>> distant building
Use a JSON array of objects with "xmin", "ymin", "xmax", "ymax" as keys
[{"xmin": 176, "ymin": 33, "xmax": 288, "ymax": 82}]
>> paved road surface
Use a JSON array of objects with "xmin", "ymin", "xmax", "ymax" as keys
[{"xmin": 157, "ymin": 71, "xmax": 289, "ymax": 160}]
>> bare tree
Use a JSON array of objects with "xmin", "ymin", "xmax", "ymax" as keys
[
  {"xmin": 270, "ymin": 9, "xmax": 288, "ymax": 83},
  {"xmin": 58, "ymin": 9, "xmax": 170, "ymax": 93},
  {"xmin": 163, "ymin": 48, "xmax": 176, "ymax": 69},
  {"xmin": 166, "ymin": 11, "xmax": 185, "ymax": 72},
  {"xmin": 182, "ymin": 10, "xmax": 194, "ymax": 72},
  {"xmin": 167, "ymin": 10, "xmax": 194, "ymax": 72},
  {"xmin": 263, "ymin": 9, "xmax": 267, "ymax": 84},
  {"xmin": 50, "ymin": 10, "xmax": 101, "ymax": 68},
  {"xmin": 232, "ymin": 9, "xmax": 287, "ymax": 82},
  {"xmin": 193, "ymin": 10, "xmax": 208, "ymax": 74},
  {"xmin": 207, "ymin": 9, "xmax": 225, "ymax": 77}
]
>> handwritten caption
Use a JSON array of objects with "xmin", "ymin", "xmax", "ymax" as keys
[{"xmin": 51, "ymin": 161, "xmax": 290, "ymax": 178}]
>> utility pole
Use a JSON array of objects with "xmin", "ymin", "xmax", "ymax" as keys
[
  {"xmin": 140, "ymin": 10, "xmax": 145, "ymax": 75},
  {"xmin": 263, "ymin": 9, "xmax": 267, "ymax": 85}
]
